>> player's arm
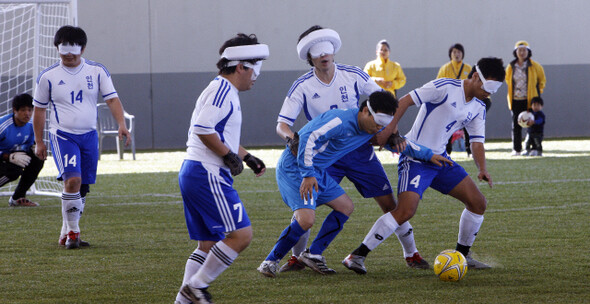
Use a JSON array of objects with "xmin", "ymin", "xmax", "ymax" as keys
[
  {"xmin": 32, "ymin": 107, "xmax": 47, "ymax": 160},
  {"xmin": 375, "ymin": 93, "xmax": 414, "ymax": 148},
  {"xmin": 471, "ymin": 142, "xmax": 492, "ymax": 188},
  {"xmin": 105, "ymin": 97, "xmax": 131, "ymax": 146},
  {"xmin": 385, "ymin": 139, "xmax": 452, "ymax": 167}
]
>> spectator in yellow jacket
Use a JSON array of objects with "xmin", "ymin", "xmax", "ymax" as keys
[
  {"xmin": 364, "ymin": 40, "xmax": 406, "ymax": 97},
  {"xmin": 437, "ymin": 43, "xmax": 472, "ymax": 80},
  {"xmin": 505, "ymin": 40, "xmax": 546, "ymax": 156}
]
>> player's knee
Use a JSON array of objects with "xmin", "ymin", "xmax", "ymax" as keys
[
  {"xmin": 297, "ymin": 217, "xmax": 315, "ymax": 230},
  {"xmin": 471, "ymin": 196, "xmax": 487, "ymax": 215}
]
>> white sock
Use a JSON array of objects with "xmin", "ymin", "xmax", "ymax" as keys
[
  {"xmin": 176, "ymin": 249, "xmax": 208, "ymax": 303},
  {"xmin": 395, "ymin": 221, "xmax": 418, "ymax": 258},
  {"xmin": 458, "ymin": 209, "xmax": 484, "ymax": 246},
  {"xmin": 60, "ymin": 219, "xmax": 68, "ymax": 239},
  {"xmin": 362, "ymin": 212, "xmax": 400, "ymax": 251},
  {"xmin": 189, "ymin": 241, "xmax": 238, "ymax": 289},
  {"xmin": 62, "ymin": 192, "xmax": 82, "ymax": 233},
  {"xmin": 291, "ymin": 215, "xmax": 309, "ymax": 256}
]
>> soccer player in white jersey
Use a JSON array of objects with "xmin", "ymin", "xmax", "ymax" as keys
[
  {"xmin": 275, "ymin": 25, "xmax": 429, "ymax": 273},
  {"xmin": 344, "ymin": 57, "xmax": 506, "ymax": 273},
  {"xmin": 175, "ymin": 34, "xmax": 268, "ymax": 304},
  {"xmin": 33, "ymin": 26, "xmax": 131, "ymax": 249}
]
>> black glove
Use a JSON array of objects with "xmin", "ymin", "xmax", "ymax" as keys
[
  {"xmin": 223, "ymin": 151, "xmax": 243, "ymax": 176},
  {"xmin": 243, "ymin": 153, "xmax": 265, "ymax": 175},
  {"xmin": 286, "ymin": 132, "xmax": 299, "ymax": 156},
  {"xmin": 387, "ymin": 131, "xmax": 405, "ymax": 151}
]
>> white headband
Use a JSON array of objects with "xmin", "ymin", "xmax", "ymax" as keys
[
  {"xmin": 58, "ymin": 43, "xmax": 82, "ymax": 55},
  {"xmin": 220, "ymin": 44, "xmax": 269, "ymax": 61},
  {"xmin": 475, "ymin": 65, "xmax": 502, "ymax": 94},
  {"xmin": 296, "ymin": 28, "xmax": 341, "ymax": 61},
  {"xmin": 367, "ymin": 100, "xmax": 393, "ymax": 126}
]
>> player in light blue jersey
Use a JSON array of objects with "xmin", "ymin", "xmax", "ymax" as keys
[
  {"xmin": 258, "ymin": 91, "xmax": 452, "ymax": 277},
  {"xmin": 275, "ymin": 25, "xmax": 430, "ymax": 273},
  {"xmin": 33, "ymin": 26, "xmax": 131, "ymax": 249},
  {"xmin": 346, "ymin": 58, "xmax": 506, "ymax": 272},
  {"xmin": 175, "ymin": 34, "xmax": 269, "ymax": 304},
  {"xmin": 0, "ymin": 94, "xmax": 45, "ymax": 207}
]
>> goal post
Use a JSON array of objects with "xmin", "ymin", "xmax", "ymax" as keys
[{"xmin": 0, "ymin": 0, "xmax": 77, "ymax": 198}]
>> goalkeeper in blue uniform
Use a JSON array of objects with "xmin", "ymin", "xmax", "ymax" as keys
[
  {"xmin": 0, "ymin": 93, "xmax": 45, "ymax": 207},
  {"xmin": 258, "ymin": 91, "xmax": 451, "ymax": 277}
]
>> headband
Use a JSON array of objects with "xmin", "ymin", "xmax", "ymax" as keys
[
  {"xmin": 367, "ymin": 100, "xmax": 393, "ymax": 126},
  {"xmin": 296, "ymin": 28, "xmax": 341, "ymax": 61},
  {"xmin": 220, "ymin": 44, "xmax": 269, "ymax": 61},
  {"xmin": 58, "ymin": 43, "xmax": 82, "ymax": 55},
  {"xmin": 475, "ymin": 65, "xmax": 502, "ymax": 94}
]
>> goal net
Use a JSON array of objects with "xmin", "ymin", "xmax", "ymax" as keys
[{"xmin": 0, "ymin": 0, "xmax": 77, "ymax": 197}]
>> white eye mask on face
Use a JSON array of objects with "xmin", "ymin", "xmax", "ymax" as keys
[
  {"xmin": 309, "ymin": 41, "xmax": 335, "ymax": 58},
  {"xmin": 58, "ymin": 43, "xmax": 82, "ymax": 55},
  {"xmin": 242, "ymin": 61, "xmax": 262, "ymax": 80},
  {"xmin": 367, "ymin": 100, "xmax": 393, "ymax": 126},
  {"xmin": 475, "ymin": 65, "xmax": 502, "ymax": 94}
]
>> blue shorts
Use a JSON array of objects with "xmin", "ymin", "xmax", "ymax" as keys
[
  {"xmin": 179, "ymin": 160, "xmax": 251, "ymax": 242},
  {"xmin": 50, "ymin": 130, "xmax": 98, "ymax": 184},
  {"xmin": 397, "ymin": 153, "xmax": 468, "ymax": 198},
  {"xmin": 276, "ymin": 149, "xmax": 345, "ymax": 211},
  {"xmin": 326, "ymin": 142, "xmax": 393, "ymax": 198}
]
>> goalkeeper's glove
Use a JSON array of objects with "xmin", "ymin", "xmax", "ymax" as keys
[
  {"xmin": 244, "ymin": 153, "xmax": 265, "ymax": 175},
  {"xmin": 9, "ymin": 152, "xmax": 31, "ymax": 168},
  {"xmin": 223, "ymin": 151, "xmax": 243, "ymax": 176},
  {"xmin": 286, "ymin": 132, "xmax": 299, "ymax": 157}
]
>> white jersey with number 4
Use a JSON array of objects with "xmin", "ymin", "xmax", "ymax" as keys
[
  {"xmin": 277, "ymin": 63, "xmax": 381, "ymax": 125},
  {"xmin": 33, "ymin": 58, "xmax": 118, "ymax": 135},
  {"xmin": 406, "ymin": 78, "xmax": 487, "ymax": 155}
]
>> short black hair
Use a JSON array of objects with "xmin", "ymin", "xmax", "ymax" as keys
[
  {"xmin": 12, "ymin": 93, "xmax": 33, "ymax": 111},
  {"xmin": 448, "ymin": 43, "xmax": 465, "ymax": 60},
  {"xmin": 468, "ymin": 57, "xmax": 506, "ymax": 82},
  {"xmin": 531, "ymin": 96, "xmax": 544, "ymax": 106},
  {"xmin": 298, "ymin": 25, "xmax": 323, "ymax": 67},
  {"xmin": 216, "ymin": 33, "xmax": 261, "ymax": 75},
  {"xmin": 359, "ymin": 91, "xmax": 398, "ymax": 116},
  {"xmin": 54, "ymin": 25, "xmax": 87, "ymax": 48},
  {"xmin": 512, "ymin": 48, "xmax": 532, "ymax": 60}
]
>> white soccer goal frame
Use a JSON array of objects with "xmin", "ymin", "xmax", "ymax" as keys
[{"xmin": 0, "ymin": 0, "xmax": 77, "ymax": 198}]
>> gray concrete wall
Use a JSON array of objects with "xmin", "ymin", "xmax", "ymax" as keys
[{"xmin": 76, "ymin": 0, "xmax": 590, "ymax": 150}]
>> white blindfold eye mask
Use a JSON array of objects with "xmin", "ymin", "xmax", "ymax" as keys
[
  {"xmin": 309, "ymin": 41, "xmax": 335, "ymax": 59},
  {"xmin": 367, "ymin": 101, "xmax": 393, "ymax": 126},
  {"xmin": 476, "ymin": 65, "xmax": 502, "ymax": 94},
  {"xmin": 58, "ymin": 43, "xmax": 82, "ymax": 55}
]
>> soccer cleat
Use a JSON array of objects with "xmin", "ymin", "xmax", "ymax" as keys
[
  {"xmin": 529, "ymin": 150, "xmax": 539, "ymax": 156},
  {"xmin": 257, "ymin": 260, "xmax": 278, "ymax": 278},
  {"xmin": 342, "ymin": 254, "xmax": 367, "ymax": 275},
  {"xmin": 8, "ymin": 197, "xmax": 39, "ymax": 207},
  {"xmin": 65, "ymin": 231, "xmax": 81, "ymax": 249},
  {"xmin": 59, "ymin": 235, "xmax": 90, "ymax": 247},
  {"xmin": 521, "ymin": 150, "xmax": 530, "ymax": 156},
  {"xmin": 279, "ymin": 255, "xmax": 305, "ymax": 273},
  {"xmin": 405, "ymin": 252, "xmax": 430, "ymax": 269},
  {"xmin": 297, "ymin": 249, "xmax": 336, "ymax": 275},
  {"xmin": 465, "ymin": 252, "xmax": 491, "ymax": 269},
  {"xmin": 180, "ymin": 284, "xmax": 213, "ymax": 304},
  {"xmin": 511, "ymin": 150, "xmax": 521, "ymax": 156}
]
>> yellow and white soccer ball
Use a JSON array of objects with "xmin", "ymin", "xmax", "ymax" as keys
[{"xmin": 433, "ymin": 250, "xmax": 468, "ymax": 282}]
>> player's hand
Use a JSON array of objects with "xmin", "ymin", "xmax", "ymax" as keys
[
  {"xmin": 527, "ymin": 119, "xmax": 534, "ymax": 127},
  {"xmin": 244, "ymin": 153, "xmax": 266, "ymax": 177},
  {"xmin": 34, "ymin": 141, "xmax": 47, "ymax": 160},
  {"xmin": 223, "ymin": 151, "xmax": 243, "ymax": 176},
  {"xmin": 300, "ymin": 176, "xmax": 318, "ymax": 201},
  {"xmin": 478, "ymin": 171, "xmax": 493, "ymax": 188},
  {"xmin": 429, "ymin": 154, "xmax": 453, "ymax": 167},
  {"xmin": 9, "ymin": 152, "xmax": 31, "ymax": 167},
  {"xmin": 119, "ymin": 127, "xmax": 131, "ymax": 147},
  {"xmin": 387, "ymin": 131, "xmax": 407, "ymax": 152},
  {"xmin": 286, "ymin": 132, "xmax": 299, "ymax": 157}
]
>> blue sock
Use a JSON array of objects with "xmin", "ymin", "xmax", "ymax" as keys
[
  {"xmin": 309, "ymin": 211, "xmax": 349, "ymax": 255},
  {"xmin": 265, "ymin": 220, "xmax": 307, "ymax": 261}
]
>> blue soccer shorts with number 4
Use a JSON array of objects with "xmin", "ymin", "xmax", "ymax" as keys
[{"xmin": 397, "ymin": 153, "xmax": 468, "ymax": 198}]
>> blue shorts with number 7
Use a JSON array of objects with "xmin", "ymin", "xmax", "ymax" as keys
[
  {"xmin": 49, "ymin": 129, "xmax": 98, "ymax": 184},
  {"xmin": 397, "ymin": 153, "xmax": 468, "ymax": 198}
]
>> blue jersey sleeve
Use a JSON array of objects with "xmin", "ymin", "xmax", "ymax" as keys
[
  {"xmin": 296, "ymin": 115, "xmax": 345, "ymax": 178},
  {"xmin": 385, "ymin": 137, "xmax": 434, "ymax": 161}
]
